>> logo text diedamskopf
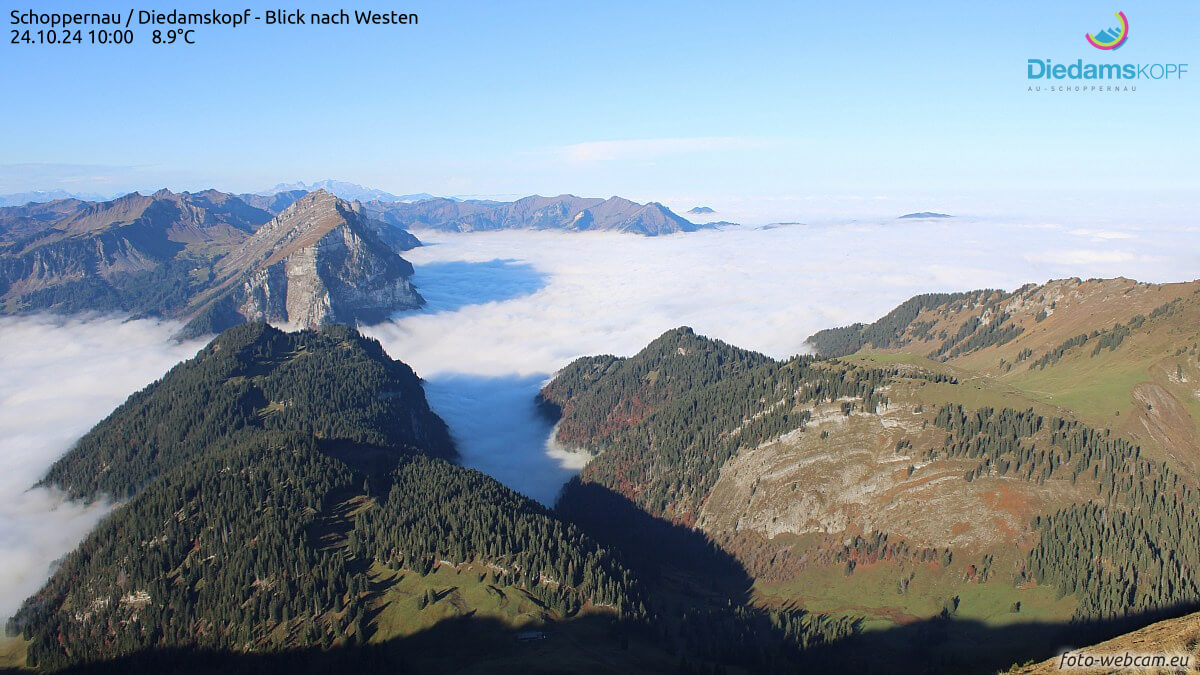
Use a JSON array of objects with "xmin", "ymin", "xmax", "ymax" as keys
[
  {"xmin": 1027, "ymin": 60, "xmax": 1186, "ymax": 80},
  {"xmin": 1025, "ymin": 11, "xmax": 1186, "ymax": 93}
]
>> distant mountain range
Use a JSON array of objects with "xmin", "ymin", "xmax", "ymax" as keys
[
  {"xmin": 0, "ymin": 181, "xmax": 441, "ymax": 209},
  {"xmin": 897, "ymin": 211, "xmax": 953, "ymax": 219},
  {"xmin": 0, "ymin": 189, "xmax": 111, "ymax": 207},
  {"xmin": 5, "ymin": 181, "xmax": 705, "ymax": 236},
  {"xmin": 262, "ymin": 180, "xmax": 439, "ymax": 204},
  {"xmin": 0, "ymin": 189, "xmax": 423, "ymax": 335},
  {"xmin": 0, "ymin": 185, "xmax": 706, "ymax": 330},
  {"xmin": 363, "ymin": 194, "xmax": 706, "ymax": 236}
]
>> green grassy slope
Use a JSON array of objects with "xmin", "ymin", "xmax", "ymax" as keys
[{"xmin": 545, "ymin": 280, "xmax": 1200, "ymax": 671}]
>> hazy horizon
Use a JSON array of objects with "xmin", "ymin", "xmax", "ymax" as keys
[
  {"xmin": 4, "ymin": 1, "xmax": 1196, "ymax": 225},
  {"xmin": 5, "ymin": 181, "xmax": 1197, "ymax": 230}
]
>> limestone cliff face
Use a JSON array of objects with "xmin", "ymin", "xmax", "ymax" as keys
[{"xmin": 182, "ymin": 190, "xmax": 423, "ymax": 336}]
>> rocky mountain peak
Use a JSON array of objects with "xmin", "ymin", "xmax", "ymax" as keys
[
  {"xmin": 180, "ymin": 190, "xmax": 423, "ymax": 337},
  {"xmin": 222, "ymin": 189, "xmax": 354, "ymax": 270}
]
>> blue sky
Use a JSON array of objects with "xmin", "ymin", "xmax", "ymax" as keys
[{"xmin": 2, "ymin": 1, "xmax": 1197, "ymax": 222}]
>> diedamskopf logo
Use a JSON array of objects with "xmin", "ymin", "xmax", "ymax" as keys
[
  {"xmin": 1026, "ymin": 10, "xmax": 1187, "ymax": 92},
  {"xmin": 1085, "ymin": 10, "xmax": 1128, "ymax": 50}
]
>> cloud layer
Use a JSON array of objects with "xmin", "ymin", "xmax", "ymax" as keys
[
  {"xmin": 0, "ymin": 217, "xmax": 1196, "ymax": 621},
  {"xmin": 0, "ymin": 315, "xmax": 203, "ymax": 622},
  {"xmin": 364, "ymin": 219, "xmax": 1199, "ymax": 505}
]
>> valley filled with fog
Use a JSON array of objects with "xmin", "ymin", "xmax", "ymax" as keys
[
  {"xmin": 0, "ymin": 318, "xmax": 204, "ymax": 622},
  {"xmin": 1, "ymin": 217, "xmax": 1197, "ymax": 621}
]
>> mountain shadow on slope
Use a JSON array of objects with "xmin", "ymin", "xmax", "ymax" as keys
[{"xmin": 9, "ymin": 323, "xmax": 651, "ymax": 672}]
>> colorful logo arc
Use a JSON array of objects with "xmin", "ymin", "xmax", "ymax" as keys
[{"xmin": 1086, "ymin": 11, "xmax": 1129, "ymax": 50}]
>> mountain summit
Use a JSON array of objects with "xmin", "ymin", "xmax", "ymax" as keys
[
  {"xmin": 0, "ymin": 189, "xmax": 272, "ymax": 316},
  {"xmin": 262, "ymin": 180, "xmax": 436, "ymax": 203},
  {"xmin": 11, "ymin": 323, "xmax": 649, "ymax": 672},
  {"xmin": 897, "ymin": 211, "xmax": 952, "ymax": 219},
  {"xmin": 181, "ymin": 191, "xmax": 423, "ymax": 336},
  {"xmin": 0, "ymin": 189, "xmax": 425, "ymax": 336}
]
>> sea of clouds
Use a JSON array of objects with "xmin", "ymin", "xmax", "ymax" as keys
[
  {"xmin": 0, "ymin": 315, "xmax": 204, "ymax": 623},
  {"xmin": 0, "ymin": 217, "xmax": 1196, "ymax": 621},
  {"xmin": 362, "ymin": 219, "xmax": 1198, "ymax": 506}
]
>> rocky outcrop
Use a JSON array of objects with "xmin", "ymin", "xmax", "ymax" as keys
[
  {"xmin": 180, "ymin": 190, "xmax": 423, "ymax": 336},
  {"xmin": 0, "ymin": 187, "xmax": 425, "ymax": 332}
]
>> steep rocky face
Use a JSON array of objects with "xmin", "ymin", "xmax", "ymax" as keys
[
  {"xmin": 0, "ymin": 189, "xmax": 271, "ymax": 315},
  {"xmin": 181, "ymin": 191, "xmax": 423, "ymax": 336},
  {"xmin": 0, "ymin": 187, "xmax": 425, "ymax": 332}
]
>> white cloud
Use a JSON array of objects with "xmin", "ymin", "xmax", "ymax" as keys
[
  {"xmin": 1067, "ymin": 228, "xmax": 1136, "ymax": 240},
  {"xmin": 1024, "ymin": 249, "xmax": 1146, "ymax": 265},
  {"xmin": 364, "ymin": 220, "xmax": 1198, "ymax": 507},
  {"xmin": 0, "ymin": 315, "xmax": 203, "ymax": 622},
  {"xmin": 1, "ymin": 217, "xmax": 1196, "ymax": 619}
]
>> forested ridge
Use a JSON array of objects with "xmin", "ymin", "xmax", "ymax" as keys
[
  {"xmin": 9, "ymin": 323, "xmax": 647, "ymax": 671},
  {"xmin": 934, "ymin": 405, "xmax": 1200, "ymax": 622},
  {"xmin": 538, "ymin": 326, "xmax": 772, "ymax": 448},
  {"xmin": 550, "ymin": 327, "xmax": 940, "ymax": 520},
  {"xmin": 11, "ymin": 432, "xmax": 648, "ymax": 670},
  {"xmin": 40, "ymin": 322, "xmax": 454, "ymax": 501},
  {"xmin": 805, "ymin": 290, "xmax": 999, "ymax": 357},
  {"xmin": 358, "ymin": 456, "xmax": 648, "ymax": 618},
  {"xmin": 538, "ymin": 284, "xmax": 1200, "ymax": 671},
  {"xmin": 11, "ymin": 281, "xmax": 1199, "ymax": 672}
]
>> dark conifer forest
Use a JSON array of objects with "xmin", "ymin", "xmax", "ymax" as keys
[
  {"xmin": 9, "ymin": 324, "xmax": 645, "ymax": 671},
  {"xmin": 8, "ymin": 280, "xmax": 1200, "ymax": 673}
]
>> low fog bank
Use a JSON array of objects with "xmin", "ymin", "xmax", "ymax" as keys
[
  {"xmin": 0, "ymin": 218, "xmax": 1194, "ymax": 617},
  {"xmin": 420, "ymin": 374, "xmax": 587, "ymax": 506},
  {"xmin": 0, "ymin": 315, "xmax": 203, "ymax": 621},
  {"xmin": 368, "ymin": 219, "xmax": 1199, "ymax": 502}
]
